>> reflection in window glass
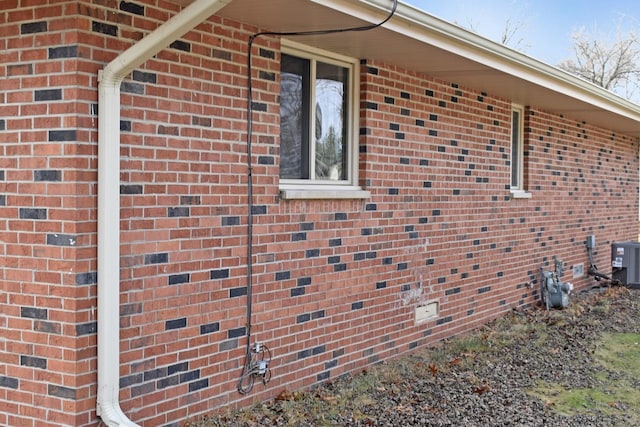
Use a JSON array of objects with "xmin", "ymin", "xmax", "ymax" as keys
[
  {"xmin": 315, "ymin": 61, "xmax": 347, "ymax": 180},
  {"xmin": 279, "ymin": 52, "xmax": 350, "ymax": 182}
]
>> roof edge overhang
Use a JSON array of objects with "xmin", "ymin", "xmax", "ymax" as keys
[{"xmin": 214, "ymin": 0, "xmax": 640, "ymax": 137}]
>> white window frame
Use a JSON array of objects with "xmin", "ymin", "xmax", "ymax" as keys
[
  {"xmin": 510, "ymin": 104, "xmax": 531, "ymax": 199},
  {"xmin": 278, "ymin": 40, "xmax": 369, "ymax": 200}
]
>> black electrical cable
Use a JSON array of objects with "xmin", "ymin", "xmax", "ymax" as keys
[{"xmin": 238, "ymin": 0, "xmax": 398, "ymax": 395}]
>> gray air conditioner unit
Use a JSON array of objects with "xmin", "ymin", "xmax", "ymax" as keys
[{"xmin": 611, "ymin": 242, "xmax": 640, "ymax": 288}]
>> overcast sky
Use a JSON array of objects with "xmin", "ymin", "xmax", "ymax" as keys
[{"xmin": 403, "ymin": 0, "xmax": 639, "ymax": 66}]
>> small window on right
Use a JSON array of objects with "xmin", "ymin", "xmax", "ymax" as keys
[{"xmin": 510, "ymin": 104, "xmax": 531, "ymax": 198}]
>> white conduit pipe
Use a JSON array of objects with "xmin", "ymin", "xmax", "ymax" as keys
[{"xmin": 97, "ymin": 0, "xmax": 232, "ymax": 425}]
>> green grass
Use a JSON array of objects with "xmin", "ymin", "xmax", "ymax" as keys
[{"xmin": 527, "ymin": 332, "xmax": 640, "ymax": 426}]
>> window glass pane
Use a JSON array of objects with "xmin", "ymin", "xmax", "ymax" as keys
[
  {"xmin": 314, "ymin": 61, "xmax": 348, "ymax": 181},
  {"xmin": 280, "ymin": 54, "xmax": 310, "ymax": 179},
  {"xmin": 511, "ymin": 109, "xmax": 520, "ymax": 187}
]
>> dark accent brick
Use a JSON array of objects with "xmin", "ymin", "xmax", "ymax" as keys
[
  {"xmin": 251, "ymin": 205, "xmax": 267, "ymax": 215},
  {"xmin": 251, "ymin": 102, "xmax": 267, "ymax": 112},
  {"xmin": 328, "ymin": 256, "xmax": 340, "ymax": 264},
  {"xmin": 120, "ymin": 184, "xmax": 142, "ymax": 194},
  {"xmin": 401, "ymin": 91, "xmax": 410, "ymax": 99},
  {"xmin": 34, "ymin": 170, "xmax": 61, "ymax": 181},
  {"xmin": 145, "ymin": 253, "xmax": 168, "ymax": 265},
  {"xmin": 120, "ymin": 120, "xmax": 131, "ymax": 131},
  {"xmin": 275, "ymin": 271, "xmax": 290, "ymax": 281},
  {"xmin": 168, "ymin": 273, "xmax": 190, "ymax": 285},
  {"xmin": 376, "ymin": 281, "xmax": 386, "ymax": 289},
  {"xmin": 229, "ymin": 286, "xmax": 247, "ymax": 298},
  {"xmin": 291, "ymin": 287, "xmax": 305, "ymax": 297},
  {"xmin": 49, "ymin": 45, "xmax": 78, "ymax": 59},
  {"xmin": 296, "ymin": 313, "xmax": 311, "ymax": 323},
  {"xmin": 437, "ymin": 277, "xmax": 446, "ymax": 284},
  {"xmin": 1, "ymin": 195, "xmax": 8, "ymax": 205},
  {"xmin": 21, "ymin": 355, "xmax": 47, "ymax": 369},
  {"xmin": 210, "ymin": 268, "xmax": 229, "ymax": 279},
  {"xmin": 212, "ymin": 49, "xmax": 232, "ymax": 60},
  {"xmin": 180, "ymin": 195, "xmax": 201, "ymax": 205},
  {"xmin": 181, "ymin": 370, "xmax": 201, "ymax": 385},
  {"xmin": 334, "ymin": 263, "xmax": 347, "ymax": 272},
  {"xmin": 157, "ymin": 125, "xmax": 178, "ymax": 135},
  {"xmin": 49, "ymin": 130, "xmax": 76, "ymax": 141},
  {"xmin": 397, "ymin": 262, "xmax": 408, "ymax": 271},
  {"xmin": 46, "ymin": 233, "xmax": 76, "ymax": 246},
  {"xmin": 120, "ymin": 1, "xmax": 145, "ymax": 15},
  {"xmin": 367, "ymin": 66, "xmax": 379, "ymax": 75},
  {"xmin": 48, "ymin": 384, "xmax": 76, "ymax": 400},
  {"xmin": 189, "ymin": 378, "xmax": 208, "ymax": 392},
  {"xmin": 168, "ymin": 362, "xmax": 188, "ymax": 376},
  {"xmin": 305, "ymin": 249, "xmax": 320, "ymax": 258},
  {"xmin": 120, "ymin": 373, "xmax": 143, "ymax": 388},
  {"xmin": 258, "ymin": 155, "xmax": 274, "ymax": 165},
  {"xmin": 445, "ymin": 287, "xmax": 461, "ymax": 296},
  {"xmin": 365, "ymin": 102, "xmax": 378, "ymax": 110},
  {"xmin": 325, "ymin": 359, "xmax": 338, "ymax": 369},
  {"xmin": 35, "ymin": 88, "xmax": 62, "ymax": 101},
  {"xmin": 157, "ymin": 375, "xmax": 179, "ymax": 389},
  {"xmin": 165, "ymin": 318, "xmax": 187, "ymax": 330},
  {"xmin": 92, "ymin": 21, "xmax": 118, "ymax": 36},
  {"xmin": 297, "ymin": 277, "xmax": 312, "ymax": 287},
  {"xmin": 169, "ymin": 40, "xmax": 191, "ymax": 52},
  {"xmin": 291, "ymin": 232, "xmax": 307, "ymax": 243},
  {"xmin": 478, "ymin": 286, "xmax": 492, "ymax": 294},
  {"xmin": 19, "ymin": 208, "xmax": 47, "ymax": 220},
  {"xmin": 222, "ymin": 216, "xmax": 240, "ymax": 226},
  {"xmin": 132, "ymin": 70, "xmax": 156, "ymax": 83},
  {"xmin": 329, "ymin": 238, "xmax": 342, "ymax": 247},
  {"xmin": 436, "ymin": 316, "xmax": 453, "ymax": 325},
  {"xmin": 351, "ymin": 301, "xmax": 363, "ymax": 310},
  {"xmin": 21, "ymin": 307, "xmax": 47, "ymax": 320},
  {"xmin": 168, "ymin": 207, "xmax": 189, "ymax": 217},
  {"xmin": 21, "ymin": 21, "xmax": 47, "ymax": 34},
  {"xmin": 122, "ymin": 81, "xmax": 144, "ymax": 94},
  {"xmin": 144, "ymin": 367, "xmax": 166, "ymax": 381},
  {"xmin": 365, "ymin": 203, "xmax": 377, "ymax": 211},
  {"xmin": 0, "ymin": 120, "xmax": 4, "ymax": 131},
  {"xmin": 334, "ymin": 212, "xmax": 347, "ymax": 221},
  {"xmin": 200, "ymin": 322, "xmax": 219, "ymax": 335},
  {"xmin": 259, "ymin": 48, "xmax": 275, "ymax": 59},
  {"xmin": 0, "ymin": 376, "xmax": 19, "ymax": 389},
  {"xmin": 76, "ymin": 322, "xmax": 97, "ymax": 336},
  {"xmin": 228, "ymin": 327, "xmax": 246, "ymax": 339},
  {"xmin": 317, "ymin": 371, "xmax": 330, "ymax": 382},
  {"xmin": 259, "ymin": 70, "xmax": 276, "ymax": 81},
  {"xmin": 298, "ymin": 345, "xmax": 326, "ymax": 360}
]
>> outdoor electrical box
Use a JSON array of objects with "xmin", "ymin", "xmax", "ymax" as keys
[{"xmin": 611, "ymin": 242, "xmax": 640, "ymax": 288}]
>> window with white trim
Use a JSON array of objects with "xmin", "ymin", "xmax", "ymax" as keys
[
  {"xmin": 279, "ymin": 41, "xmax": 366, "ymax": 199},
  {"xmin": 510, "ymin": 104, "xmax": 528, "ymax": 196}
]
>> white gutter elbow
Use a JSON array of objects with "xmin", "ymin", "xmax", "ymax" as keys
[{"xmin": 96, "ymin": 0, "xmax": 233, "ymax": 425}]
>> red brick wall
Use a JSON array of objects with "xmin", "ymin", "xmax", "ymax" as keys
[{"xmin": 0, "ymin": 1, "xmax": 638, "ymax": 426}]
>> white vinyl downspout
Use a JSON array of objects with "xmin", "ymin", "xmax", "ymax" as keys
[{"xmin": 96, "ymin": 0, "xmax": 232, "ymax": 425}]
